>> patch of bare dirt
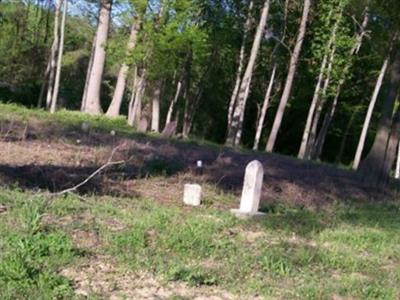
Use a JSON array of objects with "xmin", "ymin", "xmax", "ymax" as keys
[
  {"xmin": 0, "ymin": 118, "xmax": 392, "ymax": 207},
  {"xmin": 61, "ymin": 255, "xmax": 248, "ymax": 300}
]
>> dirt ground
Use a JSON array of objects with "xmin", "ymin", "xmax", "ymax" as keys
[{"xmin": 0, "ymin": 118, "xmax": 391, "ymax": 208}]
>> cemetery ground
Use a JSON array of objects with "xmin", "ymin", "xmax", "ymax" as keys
[{"xmin": 0, "ymin": 103, "xmax": 400, "ymax": 299}]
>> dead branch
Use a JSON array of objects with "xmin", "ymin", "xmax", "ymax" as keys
[{"xmin": 54, "ymin": 145, "xmax": 126, "ymax": 196}]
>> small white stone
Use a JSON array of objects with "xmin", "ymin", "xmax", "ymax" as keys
[
  {"xmin": 110, "ymin": 130, "xmax": 116, "ymax": 136},
  {"xmin": 183, "ymin": 184, "xmax": 202, "ymax": 206}
]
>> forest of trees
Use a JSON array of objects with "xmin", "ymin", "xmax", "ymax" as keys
[{"xmin": 1, "ymin": 0, "xmax": 400, "ymax": 186}]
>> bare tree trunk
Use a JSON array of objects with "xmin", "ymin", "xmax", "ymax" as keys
[
  {"xmin": 45, "ymin": 0, "xmax": 61, "ymax": 110},
  {"xmin": 106, "ymin": 18, "xmax": 141, "ymax": 117},
  {"xmin": 311, "ymin": 87, "xmax": 340, "ymax": 160},
  {"xmin": 266, "ymin": 0, "xmax": 311, "ymax": 152},
  {"xmin": 298, "ymin": 10, "xmax": 339, "ymax": 159},
  {"xmin": 50, "ymin": 0, "xmax": 67, "ymax": 113},
  {"xmin": 226, "ymin": 0, "xmax": 271, "ymax": 146},
  {"xmin": 353, "ymin": 56, "xmax": 389, "ymax": 169},
  {"xmin": 127, "ymin": 67, "xmax": 138, "ymax": 126},
  {"xmin": 165, "ymin": 80, "xmax": 182, "ymax": 127},
  {"xmin": 395, "ymin": 141, "xmax": 400, "ymax": 179},
  {"xmin": 227, "ymin": 0, "xmax": 254, "ymax": 128},
  {"xmin": 81, "ymin": 35, "xmax": 96, "ymax": 112},
  {"xmin": 358, "ymin": 49, "xmax": 400, "ymax": 187},
  {"xmin": 151, "ymin": 81, "xmax": 162, "ymax": 132},
  {"xmin": 128, "ymin": 68, "xmax": 146, "ymax": 127},
  {"xmin": 306, "ymin": 44, "xmax": 336, "ymax": 159},
  {"xmin": 82, "ymin": 0, "xmax": 112, "ymax": 115},
  {"xmin": 253, "ymin": 64, "xmax": 277, "ymax": 150}
]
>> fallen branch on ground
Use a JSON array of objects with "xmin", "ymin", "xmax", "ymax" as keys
[{"xmin": 54, "ymin": 145, "xmax": 126, "ymax": 196}]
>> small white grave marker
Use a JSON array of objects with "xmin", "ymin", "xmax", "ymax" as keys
[
  {"xmin": 183, "ymin": 184, "xmax": 202, "ymax": 206},
  {"xmin": 231, "ymin": 160, "xmax": 265, "ymax": 218}
]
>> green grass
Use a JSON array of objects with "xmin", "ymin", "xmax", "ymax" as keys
[
  {"xmin": 1, "ymin": 186, "xmax": 399, "ymax": 299},
  {"xmin": 0, "ymin": 192, "xmax": 76, "ymax": 299}
]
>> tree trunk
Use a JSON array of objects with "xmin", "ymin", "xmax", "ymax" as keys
[
  {"xmin": 227, "ymin": 0, "xmax": 254, "ymax": 128},
  {"xmin": 353, "ymin": 56, "xmax": 389, "ymax": 169},
  {"xmin": 81, "ymin": 35, "xmax": 96, "ymax": 112},
  {"xmin": 311, "ymin": 86, "xmax": 340, "ymax": 160},
  {"xmin": 226, "ymin": 0, "xmax": 271, "ymax": 146},
  {"xmin": 298, "ymin": 10, "xmax": 340, "ymax": 159},
  {"xmin": 151, "ymin": 81, "xmax": 162, "ymax": 132},
  {"xmin": 128, "ymin": 68, "xmax": 146, "ymax": 127},
  {"xmin": 106, "ymin": 18, "xmax": 141, "ymax": 117},
  {"xmin": 253, "ymin": 64, "xmax": 277, "ymax": 150},
  {"xmin": 358, "ymin": 49, "xmax": 400, "ymax": 187},
  {"xmin": 306, "ymin": 43, "xmax": 336, "ymax": 159},
  {"xmin": 266, "ymin": 0, "xmax": 311, "ymax": 152},
  {"xmin": 45, "ymin": 0, "xmax": 61, "ymax": 110},
  {"xmin": 82, "ymin": 0, "xmax": 112, "ymax": 115},
  {"xmin": 165, "ymin": 80, "xmax": 182, "ymax": 127},
  {"xmin": 50, "ymin": 0, "xmax": 67, "ymax": 113},
  {"xmin": 395, "ymin": 141, "xmax": 400, "ymax": 179}
]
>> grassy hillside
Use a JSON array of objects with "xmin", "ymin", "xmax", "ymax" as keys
[{"xmin": 0, "ymin": 103, "xmax": 400, "ymax": 299}]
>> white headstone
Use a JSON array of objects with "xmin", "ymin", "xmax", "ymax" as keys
[
  {"xmin": 231, "ymin": 160, "xmax": 265, "ymax": 218},
  {"xmin": 183, "ymin": 184, "xmax": 202, "ymax": 206}
]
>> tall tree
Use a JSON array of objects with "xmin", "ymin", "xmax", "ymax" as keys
[
  {"xmin": 352, "ymin": 55, "xmax": 389, "ymax": 169},
  {"xmin": 225, "ymin": 0, "xmax": 271, "ymax": 146},
  {"xmin": 45, "ymin": 0, "xmax": 61, "ymax": 110},
  {"xmin": 266, "ymin": 0, "xmax": 311, "ymax": 152},
  {"xmin": 227, "ymin": 0, "xmax": 254, "ymax": 128},
  {"xmin": 81, "ymin": 0, "xmax": 112, "ymax": 114},
  {"xmin": 358, "ymin": 49, "xmax": 400, "ymax": 187},
  {"xmin": 106, "ymin": 11, "xmax": 143, "ymax": 117},
  {"xmin": 50, "ymin": 0, "xmax": 67, "ymax": 113},
  {"xmin": 297, "ymin": 6, "xmax": 340, "ymax": 159},
  {"xmin": 253, "ymin": 64, "xmax": 277, "ymax": 150}
]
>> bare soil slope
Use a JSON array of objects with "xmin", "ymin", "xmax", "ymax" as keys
[{"xmin": 0, "ymin": 112, "xmax": 391, "ymax": 208}]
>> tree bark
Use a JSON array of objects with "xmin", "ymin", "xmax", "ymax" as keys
[
  {"xmin": 45, "ymin": 0, "xmax": 61, "ymax": 110},
  {"xmin": 226, "ymin": 0, "xmax": 271, "ymax": 146},
  {"xmin": 106, "ymin": 18, "xmax": 141, "ymax": 117},
  {"xmin": 81, "ymin": 35, "xmax": 96, "ymax": 112},
  {"xmin": 253, "ymin": 64, "xmax": 277, "ymax": 150},
  {"xmin": 165, "ymin": 80, "xmax": 182, "ymax": 128},
  {"xmin": 395, "ymin": 141, "xmax": 400, "ymax": 179},
  {"xmin": 50, "ymin": 0, "xmax": 67, "ymax": 113},
  {"xmin": 266, "ymin": 0, "xmax": 311, "ymax": 152},
  {"xmin": 358, "ymin": 49, "xmax": 400, "ymax": 187},
  {"xmin": 128, "ymin": 68, "xmax": 146, "ymax": 127},
  {"xmin": 306, "ymin": 43, "xmax": 336, "ymax": 159},
  {"xmin": 353, "ymin": 56, "xmax": 389, "ymax": 170},
  {"xmin": 227, "ymin": 0, "xmax": 254, "ymax": 128},
  {"xmin": 151, "ymin": 81, "xmax": 162, "ymax": 132},
  {"xmin": 82, "ymin": 0, "xmax": 112, "ymax": 115}
]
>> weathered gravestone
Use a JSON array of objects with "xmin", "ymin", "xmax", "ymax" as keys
[
  {"xmin": 161, "ymin": 121, "xmax": 177, "ymax": 138},
  {"xmin": 231, "ymin": 160, "xmax": 266, "ymax": 218},
  {"xmin": 183, "ymin": 184, "xmax": 202, "ymax": 206}
]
